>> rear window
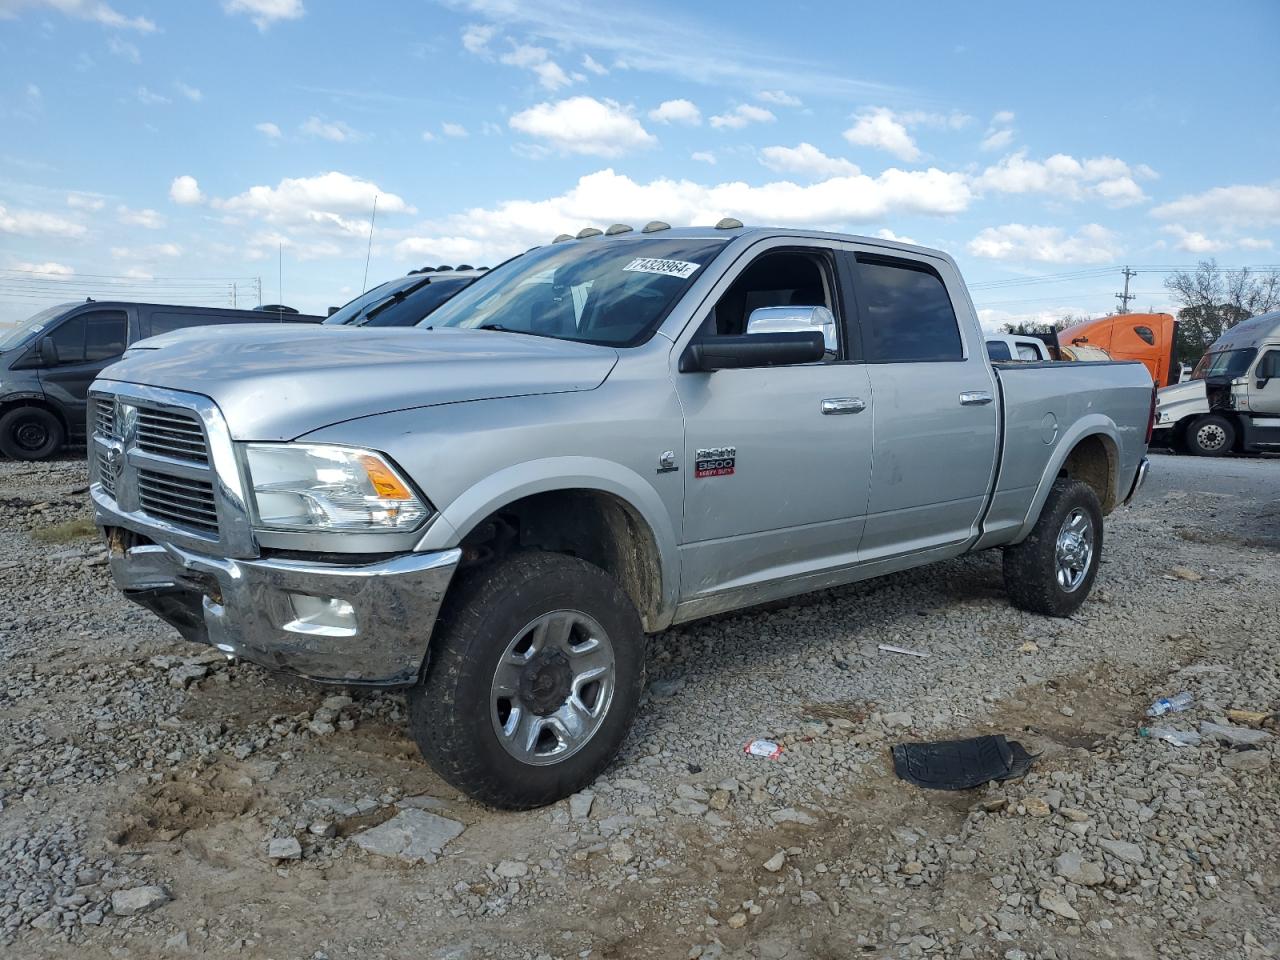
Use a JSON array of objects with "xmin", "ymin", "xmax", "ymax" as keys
[
  {"xmin": 855, "ymin": 256, "xmax": 964, "ymax": 362},
  {"xmin": 986, "ymin": 340, "xmax": 1012, "ymax": 361}
]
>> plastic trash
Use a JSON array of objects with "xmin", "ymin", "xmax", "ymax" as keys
[
  {"xmin": 1140, "ymin": 726, "xmax": 1201, "ymax": 747},
  {"xmin": 1146, "ymin": 692, "xmax": 1193, "ymax": 717},
  {"xmin": 878, "ymin": 643, "xmax": 929, "ymax": 658},
  {"xmin": 744, "ymin": 739, "xmax": 783, "ymax": 760}
]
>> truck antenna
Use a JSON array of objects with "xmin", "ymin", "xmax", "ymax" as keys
[
  {"xmin": 362, "ymin": 194, "xmax": 378, "ymax": 294},
  {"xmin": 278, "ymin": 243, "xmax": 284, "ymax": 321}
]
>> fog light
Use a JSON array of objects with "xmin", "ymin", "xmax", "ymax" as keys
[{"xmin": 285, "ymin": 594, "xmax": 357, "ymax": 637}]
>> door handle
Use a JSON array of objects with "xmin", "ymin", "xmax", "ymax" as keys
[
  {"xmin": 821, "ymin": 397, "xmax": 866, "ymax": 415},
  {"xmin": 959, "ymin": 391, "xmax": 993, "ymax": 406}
]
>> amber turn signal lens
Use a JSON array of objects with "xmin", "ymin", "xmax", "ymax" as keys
[{"xmin": 359, "ymin": 454, "xmax": 414, "ymax": 500}]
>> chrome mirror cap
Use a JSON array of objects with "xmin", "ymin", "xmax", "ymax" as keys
[{"xmin": 746, "ymin": 305, "xmax": 837, "ymax": 358}]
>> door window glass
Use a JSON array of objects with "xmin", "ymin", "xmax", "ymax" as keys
[
  {"xmin": 1260, "ymin": 351, "xmax": 1280, "ymax": 379},
  {"xmin": 48, "ymin": 315, "xmax": 86, "ymax": 364},
  {"xmin": 84, "ymin": 312, "xmax": 128, "ymax": 360},
  {"xmin": 1133, "ymin": 325, "xmax": 1155, "ymax": 346},
  {"xmin": 855, "ymin": 256, "xmax": 964, "ymax": 362}
]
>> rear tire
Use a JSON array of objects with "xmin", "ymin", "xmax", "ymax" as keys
[
  {"xmin": 0, "ymin": 406, "xmax": 65, "ymax": 461},
  {"xmin": 409, "ymin": 551, "xmax": 646, "ymax": 810},
  {"xmin": 1003, "ymin": 478, "xmax": 1103, "ymax": 617},
  {"xmin": 1185, "ymin": 414, "xmax": 1234, "ymax": 457}
]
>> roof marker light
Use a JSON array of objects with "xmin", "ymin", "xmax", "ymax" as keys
[
  {"xmin": 641, "ymin": 220, "xmax": 671, "ymax": 233},
  {"xmin": 552, "ymin": 233, "xmax": 573, "ymax": 243},
  {"xmin": 605, "ymin": 223, "xmax": 633, "ymax": 236},
  {"xmin": 577, "ymin": 227, "xmax": 604, "ymax": 239},
  {"xmin": 715, "ymin": 217, "xmax": 744, "ymax": 230}
]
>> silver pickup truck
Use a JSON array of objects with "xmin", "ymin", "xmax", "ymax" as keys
[{"xmin": 89, "ymin": 224, "xmax": 1154, "ymax": 808}]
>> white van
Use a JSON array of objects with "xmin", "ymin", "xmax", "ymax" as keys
[{"xmin": 1154, "ymin": 310, "xmax": 1280, "ymax": 455}]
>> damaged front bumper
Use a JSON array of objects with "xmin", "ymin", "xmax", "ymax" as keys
[{"xmin": 104, "ymin": 527, "xmax": 460, "ymax": 686}]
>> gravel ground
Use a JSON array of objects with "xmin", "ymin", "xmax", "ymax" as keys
[{"xmin": 1, "ymin": 452, "xmax": 1277, "ymax": 960}]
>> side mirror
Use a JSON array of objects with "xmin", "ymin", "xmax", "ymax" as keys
[
  {"xmin": 680, "ymin": 331, "xmax": 826, "ymax": 372},
  {"xmin": 38, "ymin": 337, "xmax": 58, "ymax": 366},
  {"xmin": 746, "ymin": 305, "xmax": 837, "ymax": 359}
]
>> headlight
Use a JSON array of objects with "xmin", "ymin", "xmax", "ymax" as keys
[{"xmin": 243, "ymin": 443, "xmax": 431, "ymax": 533}]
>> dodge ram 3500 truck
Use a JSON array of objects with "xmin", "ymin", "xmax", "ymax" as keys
[{"xmin": 89, "ymin": 224, "xmax": 1155, "ymax": 808}]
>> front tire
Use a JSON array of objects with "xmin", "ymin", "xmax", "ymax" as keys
[
  {"xmin": 0, "ymin": 406, "xmax": 65, "ymax": 461},
  {"xmin": 1185, "ymin": 414, "xmax": 1234, "ymax": 457},
  {"xmin": 409, "ymin": 551, "xmax": 646, "ymax": 809},
  {"xmin": 1003, "ymin": 478, "xmax": 1103, "ymax": 617}
]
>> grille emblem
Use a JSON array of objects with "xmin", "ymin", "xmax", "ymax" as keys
[{"xmin": 104, "ymin": 446, "xmax": 124, "ymax": 480}]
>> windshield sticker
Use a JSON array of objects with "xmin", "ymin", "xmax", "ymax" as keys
[{"xmin": 623, "ymin": 257, "xmax": 700, "ymax": 280}]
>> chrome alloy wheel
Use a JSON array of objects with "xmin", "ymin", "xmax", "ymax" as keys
[
  {"xmin": 489, "ymin": 610, "xmax": 616, "ymax": 765},
  {"xmin": 1054, "ymin": 508, "xmax": 1094, "ymax": 592},
  {"xmin": 1195, "ymin": 422, "xmax": 1227, "ymax": 451}
]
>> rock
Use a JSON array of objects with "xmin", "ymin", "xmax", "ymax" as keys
[
  {"xmin": 308, "ymin": 797, "xmax": 359, "ymax": 818},
  {"xmin": 321, "ymin": 694, "xmax": 353, "ymax": 711},
  {"xmin": 763, "ymin": 851, "xmax": 786, "ymax": 873},
  {"xmin": 1223, "ymin": 750, "xmax": 1271, "ymax": 773},
  {"xmin": 30, "ymin": 908, "xmax": 60, "ymax": 931},
  {"xmin": 397, "ymin": 795, "xmax": 448, "ymax": 812},
  {"xmin": 900, "ymin": 861, "xmax": 924, "ymax": 876},
  {"xmin": 671, "ymin": 798, "xmax": 709, "ymax": 817},
  {"xmin": 308, "ymin": 820, "xmax": 337, "ymax": 838},
  {"xmin": 268, "ymin": 836, "xmax": 302, "ymax": 860},
  {"xmin": 1226, "ymin": 709, "xmax": 1272, "ymax": 728},
  {"xmin": 677, "ymin": 783, "xmax": 710, "ymax": 802},
  {"xmin": 353, "ymin": 809, "xmax": 465, "ymax": 863},
  {"xmin": 111, "ymin": 885, "xmax": 172, "ymax": 916},
  {"xmin": 1055, "ymin": 850, "xmax": 1104, "ymax": 886},
  {"xmin": 980, "ymin": 796, "xmax": 1007, "ymax": 812},
  {"xmin": 1200, "ymin": 721, "xmax": 1272, "ymax": 748},
  {"xmin": 1169, "ymin": 566, "xmax": 1203, "ymax": 581},
  {"xmin": 708, "ymin": 789, "xmax": 731, "ymax": 811},
  {"xmin": 1060, "ymin": 807, "xmax": 1091, "ymax": 823},
  {"xmin": 608, "ymin": 842, "xmax": 633, "ymax": 864},
  {"xmin": 1018, "ymin": 641, "xmax": 1039, "ymax": 653},
  {"xmin": 167, "ymin": 664, "xmax": 208, "ymax": 689},
  {"xmin": 569, "ymin": 790, "xmax": 595, "ymax": 821},
  {"xmin": 770, "ymin": 807, "xmax": 817, "ymax": 826},
  {"xmin": 1098, "ymin": 838, "xmax": 1146, "ymax": 865},
  {"xmin": 307, "ymin": 720, "xmax": 336, "ymax": 736},
  {"xmin": 495, "ymin": 860, "xmax": 528, "ymax": 879},
  {"xmin": 165, "ymin": 930, "xmax": 190, "ymax": 951},
  {"xmin": 1038, "ymin": 888, "xmax": 1081, "ymax": 921},
  {"xmin": 881, "ymin": 711, "xmax": 913, "ymax": 728},
  {"xmin": 727, "ymin": 912, "xmax": 748, "ymax": 929},
  {"xmin": 1024, "ymin": 798, "xmax": 1050, "ymax": 817}
]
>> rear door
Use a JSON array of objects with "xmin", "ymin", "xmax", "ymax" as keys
[
  {"xmin": 37, "ymin": 308, "xmax": 130, "ymax": 439},
  {"xmin": 846, "ymin": 251, "xmax": 999, "ymax": 559}
]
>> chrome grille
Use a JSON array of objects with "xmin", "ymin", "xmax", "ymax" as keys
[
  {"xmin": 136, "ymin": 408, "xmax": 209, "ymax": 464},
  {"xmin": 137, "ymin": 469, "xmax": 219, "ymax": 533},
  {"xmin": 94, "ymin": 398, "xmax": 116, "ymax": 438},
  {"xmin": 97, "ymin": 454, "xmax": 116, "ymax": 498}
]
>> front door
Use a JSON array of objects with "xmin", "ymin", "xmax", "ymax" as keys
[
  {"xmin": 1250, "ymin": 349, "xmax": 1280, "ymax": 416},
  {"xmin": 846, "ymin": 251, "xmax": 999, "ymax": 560},
  {"xmin": 37, "ymin": 309, "xmax": 129, "ymax": 440},
  {"xmin": 674, "ymin": 241, "xmax": 874, "ymax": 599}
]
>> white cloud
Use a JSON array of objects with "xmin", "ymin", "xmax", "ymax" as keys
[
  {"xmin": 991, "ymin": 110, "xmax": 1015, "ymax": 126},
  {"xmin": 691, "ymin": 151, "xmax": 716, "ymax": 165},
  {"xmin": 1238, "ymin": 236, "xmax": 1275, "ymax": 250},
  {"xmin": 499, "ymin": 43, "xmax": 572, "ymax": 90},
  {"xmin": 214, "ymin": 171, "xmax": 412, "ymax": 237},
  {"xmin": 169, "ymin": 175, "xmax": 204, "ymax": 205},
  {"xmin": 844, "ymin": 108, "xmax": 919, "ymax": 162},
  {"xmin": 106, "ymin": 35, "xmax": 140, "ymax": 63},
  {"xmin": 11, "ymin": 260, "xmax": 73, "ymax": 276},
  {"xmin": 441, "ymin": 121, "xmax": 468, "ymax": 138},
  {"xmin": 174, "ymin": 81, "xmax": 202, "ymax": 102},
  {"xmin": 300, "ymin": 116, "xmax": 360, "ymax": 142},
  {"xmin": 980, "ymin": 128, "xmax": 1013, "ymax": 152},
  {"xmin": 581, "ymin": 53, "xmax": 607, "ymax": 75},
  {"xmin": 117, "ymin": 205, "xmax": 164, "ymax": 229},
  {"xmin": 709, "ymin": 103, "xmax": 775, "ymax": 130},
  {"xmin": 757, "ymin": 90, "xmax": 801, "ymax": 108},
  {"xmin": 110, "ymin": 242, "xmax": 182, "ymax": 260},
  {"xmin": 255, "ymin": 121, "xmax": 282, "ymax": 138},
  {"xmin": 976, "ymin": 151, "xmax": 1150, "ymax": 207},
  {"xmin": 461, "ymin": 22, "xmax": 495, "ymax": 54},
  {"xmin": 1151, "ymin": 183, "xmax": 1280, "ymax": 228},
  {"xmin": 223, "ymin": 0, "xmax": 304, "ymax": 31},
  {"xmin": 66, "ymin": 192, "xmax": 105, "ymax": 211},
  {"xmin": 393, "ymin": 166, "xmax": 973, "ymax": 264},
  {"xmin": 0, "ymin": 0, "xmax": 155, "ymax": 31},
  {"xmin": 760, "ymin": 142, "xmax": 860, "ymax": 179},
  {"xmin": 509, "ymin": 97, "xmax": 656, "ymax": 157},
  {"xmin": 0, "ymin": 204, "xmax": 87, "ymax": 238},
  {"xmin": 648, "ymin": 98, "xmax": 701, "ymax": 125},
  {"xmin": 875, "ymin": 228, "xmax": 917, "ymax": 245},
  {"xmin": 968, "ymin": 223, "xmax": 1120, "ymax": 264},
  {"xmin": 1162, "ymin": 224, "xmax": 1274, "ymax": 253},
  {"xmin": 136, "ymin": 85, "xmax": 171, "ymax": 105}
]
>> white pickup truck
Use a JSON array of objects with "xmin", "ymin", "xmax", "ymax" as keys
[{"xmin": 90, "ymin": 223, "xmax": 1156, "ymax": 807}]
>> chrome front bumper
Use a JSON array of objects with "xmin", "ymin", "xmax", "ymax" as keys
[
  {"xmin": 1123, "ymin": 456, "xmax": 1151, "ymax": 506},
  {"xmin": 103, "ymin": 529, "xmax": 461, "ymax": 686}
]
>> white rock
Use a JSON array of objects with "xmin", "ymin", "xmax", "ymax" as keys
[
  {"xmin": 569, "ymin": 790, "xmax": 595, "ymax": 820},
  {"xmin": 111, "ymin": 885, "xmax": 171, "ymax": 916},
  {"xmin": 1054, "ymin": 850, "xmax": 1104, "ymax": 886},
  {"xmin": 1098, "ymin": 838, "xmax": 1145, "ymax": 865},
  {"xmin": 354, "ymin": 809, "xmax": 465, "ymax": 863},
  {"xmin": 763, "ymin": 851, "xmax": 786, "ymax": 872},
  {"xmin": 495, "ymin": 859, "xmax": 529, "ymax": 879},
  {"xmin": 1200, "ymin": 721, "xmax": 1271, "ymax": 748},
  {"xmin": 267, "ymin": 836, "xmax": 302, "ymax": 860},
  {"xmin": 1038, "ymin": 888, "xmax": 1081, "ymax": 920}
]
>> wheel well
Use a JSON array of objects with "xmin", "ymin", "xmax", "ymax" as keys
[
  {"xmin": 0, "ymin": 398, "xmax": 69, "ymax": 435},
  {"xmin": 456, "ymin": 489, "xmax": 664, "ymax": 630},
  {"xmin": 1058, "ymin": 433, "xmax": 1118, "ymax": 514}
]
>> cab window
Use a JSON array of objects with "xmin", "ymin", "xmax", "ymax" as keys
[
  {"xmin": 854, "ymin": 256, "xmax": 963, "ymax": 363},
  {"xmin": 986, "ymin": 340, "xmax": 1012, "ymax": 361},
  {"xmin": 48, "ymin": 310, "xmax": 127, "ymax": 364}
]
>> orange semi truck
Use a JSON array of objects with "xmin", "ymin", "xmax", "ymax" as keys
[{"xmin": 1057, "ymin": 313, "xmax": 1176, "ymax": 386}]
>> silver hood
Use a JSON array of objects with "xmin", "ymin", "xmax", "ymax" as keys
[
  {"xmin": 1155, "ymin": 378, "xmax": 1209, "ymax": 427},
  {"xmin": 99, "ymin": 324, "xmax": 619, "ymax": 440}
]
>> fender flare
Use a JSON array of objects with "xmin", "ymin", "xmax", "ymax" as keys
[
  {"xmin": 414, "ymin": 456, "xmax": 681, "ymax": 628},
  {"xmin": 1012, "ymin": 415, "xmax": 1121, "ymax": 542}
]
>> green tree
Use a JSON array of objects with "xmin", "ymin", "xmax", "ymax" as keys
[{"xmin": 1164, "ymin": 259, "xmax": 1280, "ymax": 366}]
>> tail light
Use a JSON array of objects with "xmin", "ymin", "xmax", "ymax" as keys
[{"xmin": 1146, "ymin": 385, "xmax": 1158, "ymax": 444}]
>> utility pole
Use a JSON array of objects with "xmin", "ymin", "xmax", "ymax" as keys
[
  {"xmin": 232, "ymin": 281, "xmax": 237, "ymax": 309},
  {"xmin": 1115, "ymin": 266, "xmax": 1137, "ymax": 314}
]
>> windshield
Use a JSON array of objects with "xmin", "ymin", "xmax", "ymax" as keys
[
  {"xmin": 324, "ymin": 276, "xmax": 425, "ymax": 325},
  {"xmin": 358, "ymin": 278, "xmax": 471, "ymax": 327},
  {"xmin": 0, "ymin": 303, "xmax": 75, "ymax": 352},
  {"xmin": 420, "ymin": 238, "xmax": 727, "ymax": 345},
  {"xmin": 1192, "ymin": 348, "xmax": 1257, "ymax": 380}
]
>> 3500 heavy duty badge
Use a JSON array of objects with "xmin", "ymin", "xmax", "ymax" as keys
[{"xmin": 694, "ymin": 446, "xmax": 736, "ymax": 478}]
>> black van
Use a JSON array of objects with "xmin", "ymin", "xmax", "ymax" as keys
[{"xmin": 0, "ymin": 300, "xmax": 321, "ymax": 460}]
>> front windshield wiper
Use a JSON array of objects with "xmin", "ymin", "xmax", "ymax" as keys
[
  {"xmin": 351, "ymin": 278, "xmax": 431, "ymax": 326},
  {"xmin": 478, "ymin": 322, "xmax": 532, "ymax": 334}
]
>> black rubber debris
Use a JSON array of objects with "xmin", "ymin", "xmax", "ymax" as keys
[{"xmin": 891, "ymin": 735, "xmax": 1036, "ymax": 791}]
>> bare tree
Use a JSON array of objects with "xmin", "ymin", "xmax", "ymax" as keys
[
  {"xmin": 1001, "ymin": 315, "xmax": 1078, "ymax": 336},
  {"xmin": 1164, "ymin": 259, "xmax": 1280, "ymax": 364}
]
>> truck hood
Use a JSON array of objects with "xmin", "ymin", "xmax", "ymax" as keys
[
  {"xmin": 1155, "ymin": 378, "xmax": 1209, "ymax": 427},
  {"xmin": 99, "ymin": 324, "xmax": 619, "ymax": 440}
]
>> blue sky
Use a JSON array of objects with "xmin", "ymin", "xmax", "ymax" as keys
[{"xmin": 1, "ymin": 0, "xmax": 1278, "ymax": 329}]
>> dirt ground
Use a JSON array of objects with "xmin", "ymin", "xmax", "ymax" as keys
[{"xmin": 1, "ymin": 451, "xmax": 1277, "ymax": 960}]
